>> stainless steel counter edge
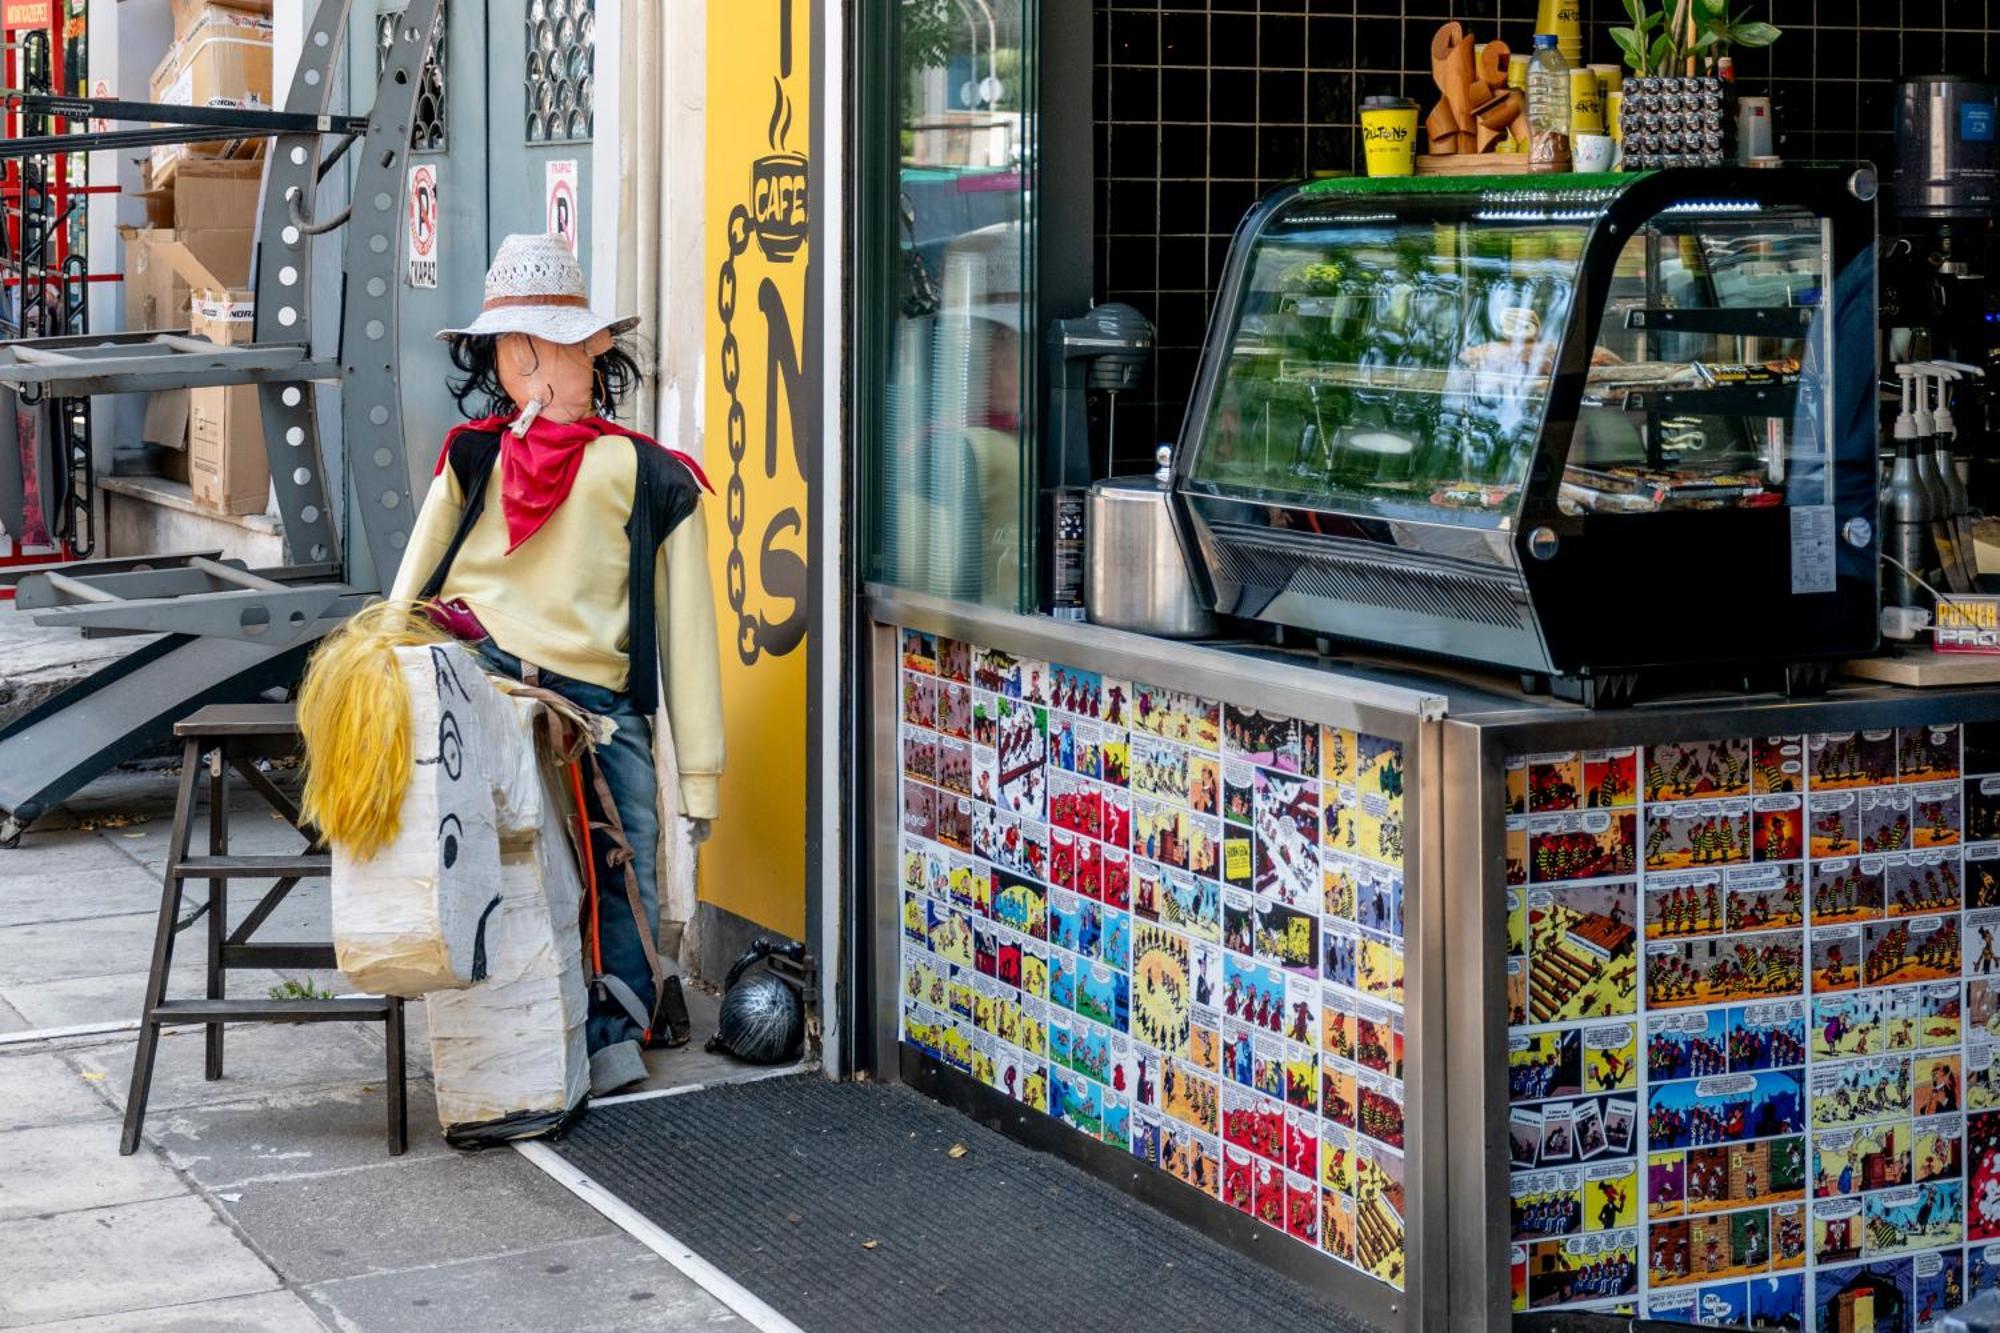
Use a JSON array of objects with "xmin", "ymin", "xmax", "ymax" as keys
[
  {"xmin": 865, "ymin": 585, "xmax": 1452, "ymax": 725},
  {"xmin": 869, "ymin": 586, "xmax": 2000, "ymax": 745}
]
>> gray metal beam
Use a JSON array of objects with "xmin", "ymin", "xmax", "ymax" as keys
[
  {"xmin": 337, "ymin": 0, "xmax": 442, "ymax": 592},
  {"xmin": 44, "ymin": 572, "xmax": 116, "ymax": 603},
  {"xmin": 0, "ymin": 549, "xmax": 226, "ymax": 589},
  {"xmin": 14, "ymin": 564, "xmax": 254, "ymax": 607},
  {"xmin": 24, "ymin": 585, "xmax": 351, "ymax": 646},
  {"xmin": 254, "ymin": 0, "xmax": 352, "ymax": 573},
  {"xmin": 189, "ymin": 558, "xmax": 287, "ymax": 592},
  {"xmin": 0, "ymin": 625, "xmax": 340, "ymax": 834},
  {"xmin": 0, "ymin": 343, "xmax": 338, "ymax": 395}
]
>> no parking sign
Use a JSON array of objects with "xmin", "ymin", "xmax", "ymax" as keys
[
  {"xmin": 545, "ymin": 160, "xmax": 579, "ymax": 253},
  {"xmin": 406, "ymin": 163, "xmax": 439, "ymax": 288}
]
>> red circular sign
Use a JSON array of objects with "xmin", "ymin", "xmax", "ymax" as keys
[{"xmin": 408, "ymin": 165, "xmax": 438, "ymax": 259}]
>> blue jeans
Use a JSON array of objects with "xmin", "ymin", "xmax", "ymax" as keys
[{"xmin": 472, "ymin": 640, "xmax": 666, "ymax": 1054}]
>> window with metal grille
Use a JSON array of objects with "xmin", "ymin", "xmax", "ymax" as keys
[
  {"xmin": 526, "ymin": 0, "xmax": 595, "ymax": 143},
  {"xmin": 375, "ymin": 5, "xmax": 448, "ymax": 152}
]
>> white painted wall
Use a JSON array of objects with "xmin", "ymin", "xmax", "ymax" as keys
[
  {"xmin": 86, "ymin": 0, "xmax": 173, "ymax": 479},
  {"xmin": 655, "ymin": 2, "xmax": 705, "ymax": 463},
  {"xmin": 271, "ymin": 0, "xmax": 304, "ymax": 93},
  {"xmin": 589, "ymin": 0, "xmax": 622, "ymax": 347}
]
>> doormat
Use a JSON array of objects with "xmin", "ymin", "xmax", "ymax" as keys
[{"xmin": 553, "ymin": 1076, "xmax": 1381, "ymax": 1333}]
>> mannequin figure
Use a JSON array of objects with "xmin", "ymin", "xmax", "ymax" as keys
[{"xmin": 389, "ymin": 233, "xmax": 722, "ymax": 1096}]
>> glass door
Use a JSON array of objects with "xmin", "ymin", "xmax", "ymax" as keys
[{"xmin": 860, "ymin": 0, "xmax": 1038, "ymax": 611}]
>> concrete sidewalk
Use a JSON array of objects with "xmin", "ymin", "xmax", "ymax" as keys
[{"xmin": 0, "ymin": 767, "xmax": 746, "ymax": 1331}]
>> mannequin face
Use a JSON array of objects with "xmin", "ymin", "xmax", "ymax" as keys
[{"xmin": 495, "ymin": 329, "xmax": 613, "ymax": 423}]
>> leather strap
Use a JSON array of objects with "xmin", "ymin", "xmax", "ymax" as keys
[
  {"xmin": 528, "ymin": 696, "xmax": 666, "ymax": 1011},
  {"xmin": 483, "ymin": 292, "xmax": 590, "ymax": 311},
  {"xmin": 584, "ymin": 747, "xmax": 665, "ymax": 1004}
]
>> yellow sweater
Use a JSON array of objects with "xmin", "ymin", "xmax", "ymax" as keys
[{"xmin": 388, "ymin": 434, "xmax": 724, "ymax": 819}]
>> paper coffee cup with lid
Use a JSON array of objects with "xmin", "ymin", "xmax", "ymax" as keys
[{"xmin": 1361, "ymin": 96, "xmax": 1420, "ymax": 176}]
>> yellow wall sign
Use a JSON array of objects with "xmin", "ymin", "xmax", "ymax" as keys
[{"xmin": 701, "ymin": 0, "xmax": 812, "ymax": 936}]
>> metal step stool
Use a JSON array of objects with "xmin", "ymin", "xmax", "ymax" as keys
[{"xmin": 120, "ymin": 703, "xmax": 406, "ymax": 1156}]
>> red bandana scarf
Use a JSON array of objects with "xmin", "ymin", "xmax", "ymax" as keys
[{"xmin": 437, "ymin": 413, "xmax": 713, "ymax": 553}]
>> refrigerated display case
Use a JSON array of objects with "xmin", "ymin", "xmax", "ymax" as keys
[{"xmin": 1175, "ymin": 167, "xmax": 1882, "ymax": 705}]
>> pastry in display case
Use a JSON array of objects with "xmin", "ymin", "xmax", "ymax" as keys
[{"xmin": 1174, "ymin": 168, "xmax": 1881, "ymax": 705}]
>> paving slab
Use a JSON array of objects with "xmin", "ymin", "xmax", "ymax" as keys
[
  {"xmin": 70, "ymin": 1023, "xmax": 393, "ymax": 1114},
  {"xmin": 0, "ymin": 863, "xmax": 164, "ymax": 929},
  {"xmin": 146, "ymin": 1080, "xmax": 452, "ymax": 1187},
  {"xmin": 0, "ymin": 914, "xmax": 158, "ymax": 987},
  {"xmin": 216, "ymin": 1148, "xmax": 618, "ymax": 1283},
  {"xmin": 115, "ymin": 813, "xmax": 312, "ymax": 883},
  {"xmin": 1, "ymin": 965, "xmax": 296, "ymax": 1034},
  {"xmin": 0, "ymin": 1121, "xmax": 187, "ymax": 1220},
  {"xmin": 10, "ymin": 1290, "xmax": 330, "ymax": 1332},
  {"xmin": 0, "ymin": 1194, "xmax": 279, "ymax": 1328},
  {"xmin": 0, "ymin": 994, "xmax": 26, "ymax": 1034},
  {"xmin": 44, "ymin": 769, "xmax": 188, "ymax": 830},
  {"xmin": 0, "ymin": 1049, "xmax": 117, "ymax": 1130},
  {"xmin": 0, "ymin": 833, "xmax": 152, "ymax": 879},
  {"xmin": 0, "ymin": 605, "xmax": 155, "ymax": 738},
  {"xmin": 1, "ymin": 970, "xmax": 152, "ymax": 1033},
  {"xmin": 301, "ymin": 1233, "xmax": 737, "ymax": 1333}
]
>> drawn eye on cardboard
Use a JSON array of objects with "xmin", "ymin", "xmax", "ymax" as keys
[
  {"xmin": 439, "ymin": 812, "xmax": 464, "ymax": 869},
  {"xmin": 437, "ymin": 711, "xmax": 465, "ymax": 782},
  {"xmin": 334, "ymin": 643, "xmax": 505, "ymax": 996},
  {"xmin": 431, "ymin": 644, "xmax": 472, "ymax": 702}
]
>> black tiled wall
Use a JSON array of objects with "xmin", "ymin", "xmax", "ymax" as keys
[{"xmin": 1095, "ymin": 0, "xmax": 2000, "ymax": 471}]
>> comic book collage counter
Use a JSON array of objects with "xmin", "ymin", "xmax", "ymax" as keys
[{"xmin": 864, "ymin": 585, "xmax": 2000, "ymax": 1333}]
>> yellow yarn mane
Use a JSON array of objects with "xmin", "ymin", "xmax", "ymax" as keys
[{"xmin": 297, "ymin": 600, "xmax": 450, "ymax": 861}]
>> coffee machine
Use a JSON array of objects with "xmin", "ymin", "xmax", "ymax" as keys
[{"xmin": 1883, "ymin": 76, "xmax": 2000, "ymax": 533}]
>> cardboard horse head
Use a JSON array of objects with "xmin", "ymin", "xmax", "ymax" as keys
[{"xmin": 299, "ymin": 604, "xmax": 588, "ymax": 1143}]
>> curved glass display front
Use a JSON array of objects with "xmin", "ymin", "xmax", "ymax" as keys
[
  {"xmin": 1565, "ymin": 205, "xmax": 1830, "ymax": 517},
  {"xmin": 1185, "ymin": 187, "xmax": 1596, "ymax": 529}
]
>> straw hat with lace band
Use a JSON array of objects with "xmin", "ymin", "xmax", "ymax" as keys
[{"xmin": 435, "ymin": 231, "xmax": 639, "ymax": 346}]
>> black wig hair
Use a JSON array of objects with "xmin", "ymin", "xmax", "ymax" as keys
[{"xmin": 445, "ymin": 333, "xmax": 643, "ymax": 421}]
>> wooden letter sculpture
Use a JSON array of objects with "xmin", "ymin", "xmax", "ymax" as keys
[{"xmin": 299, "ymin": 605, "xmax": 589, "ymax": 1143}]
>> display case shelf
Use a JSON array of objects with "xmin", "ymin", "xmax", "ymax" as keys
[
  {"xmin": 1597, "ymin": 382, "xmax": 1804, "ymax": 417},
  {"xmin": 1620, "ymin": 304, "xmax": 1818, "ymax": 336}
]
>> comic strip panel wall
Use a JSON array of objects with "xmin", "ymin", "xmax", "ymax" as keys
[
  {"xmin": 1508, "ymin": 725, "xmax": 2000, "ymax": 1331},
  {"xmin": 895, "ymin": 630, "xmax": 1410, "ymax": 1292}
]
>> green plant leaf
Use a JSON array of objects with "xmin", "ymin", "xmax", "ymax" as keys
[
  {"xmin": 1622, "ymin": 0, "xmax": 1650, "ymax": 26},
  {"xmin": 1696, "ymin": 0, "xmax": 1728, "ymax": 15},
  {"xmin": 1649, "ymin": 31, "xmax": 1674, "ymax": 68},
  {"xmin": 1610, "ymin": 26, "xmax": 1645, "ymax": 73},
  {"xmin": 1732, "ymin": 21, "xmax": 1781, "ymax": 45}
]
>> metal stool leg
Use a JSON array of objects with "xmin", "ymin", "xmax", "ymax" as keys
[
  {"xmin": 386, "ymin": 998, "xmax": 408, "ymax": 1155},
  {"xmin": 121, "ymin": 741, "xmax": 202, "ymax": 1156},
  {"xmin": 204, "ymin": 747, "xmax": 229, "ymax": 1081}
]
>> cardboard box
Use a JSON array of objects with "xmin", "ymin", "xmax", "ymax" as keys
[
  {"xmin": 121, "ymin": 222, "xmax": 252, "ymax": 331},
  {"xmin": 188, "ymin": 382, "xmax": 268, "ymax": 514},
  {"xmin": 152, "ymin": 242, "xmax": 269, "ymax": 516},
  {"xmin": 133, "ymin": 158, "xmax": 263, "ymax": 231},
  {"xmin": 148, "ymin": 7, "xmax": 273, "ymax": 187},
  {"xmin": 141, "ymin": 390, "xmax": 189, "ymax": 451},
  {"xmin": 171, "ymin": 0, "xmax": 272, "ymax": 43}
]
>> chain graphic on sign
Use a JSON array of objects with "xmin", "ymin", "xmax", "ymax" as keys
[
  {"xmin": 713, "ymin": 0, "xmax": 810, "ymax": 669},
  {"xmin": 718, "ymin": 204, "xmax": 756, "ymax": 666}
]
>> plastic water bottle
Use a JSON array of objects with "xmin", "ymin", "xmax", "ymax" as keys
[{"xmin": 1526, "ymin": 34, "xmax": 1571, "ymax": 171}]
